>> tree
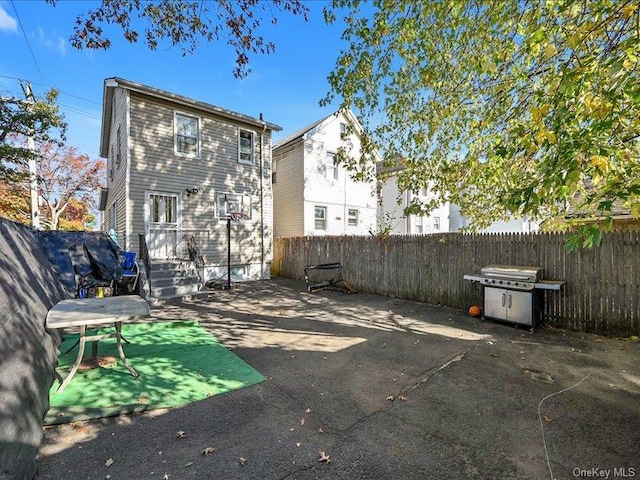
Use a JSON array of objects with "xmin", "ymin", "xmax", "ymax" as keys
[
  {"xmin": 37, "ymin": 143, "xmax": 105, "ymax": 230},
  {"xmin": 323, "ymin": 0, "xmax": 640, "ymax": 248},
  {"xmin": 0, "ymin": 89, "xmax": 65, "ymax": 182},
  {"xmin": 0, "ymin": 142, "xmax": 104, "ymax": 230},
  {"xmin": 46, "ymin": 0, "xmax": 309, "ymax": 79}
]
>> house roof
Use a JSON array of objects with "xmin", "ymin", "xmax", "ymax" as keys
[
  {"xmin": 272, "ymin": 109, "xmax": 364, "ymax": 151},
  {"xmin": 99, "ymin": 77, "xmax": 282, "ymax": 157}
]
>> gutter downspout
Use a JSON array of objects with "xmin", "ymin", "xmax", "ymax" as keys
[{"xmin": 259, "ymin": 114, "xmax": 267, "ymax": 278}]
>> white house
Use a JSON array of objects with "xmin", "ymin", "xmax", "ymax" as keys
[
  {"xmin": 379, "ymin": 167, "xmax": 539, "ymax": 234},
  {"xmin": 272, "ymin": 110, "xmax": 378, "ymax": 237}
]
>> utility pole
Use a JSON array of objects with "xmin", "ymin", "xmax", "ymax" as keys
[{"xmin": 20, "ymin": 81, "xmax": 40, "ymax": 229}]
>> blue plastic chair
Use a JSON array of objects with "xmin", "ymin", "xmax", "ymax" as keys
[{"xmin": 121, "ymin": 251, "xmax": 139, "ymax": 293}]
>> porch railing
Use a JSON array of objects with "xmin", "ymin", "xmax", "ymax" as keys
[{"xmin": 138, "ymin": 234, "xmax": 151, "ymax": 282}]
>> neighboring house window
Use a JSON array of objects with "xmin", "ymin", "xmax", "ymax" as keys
[
  {"xmin": 314, "ymin": 206, "xmax": 327, "ymax": 230},
  {"xmin": 421, "ymin": 188, "xmax": 428, "ymax": 197},
  {"xmin": 326, "ymin": 152, "xmax": 338, "ymax": 180},
  {"xmin": 415, "ymin": 216, "xmax": 423, "ymax": 234},
  {"xmin": 239, "ymin": 129, "xmax": 254, "ymax": 165},
  {"xmin": 175, "ymin": 112, "xmax": 199, "ymax": 157},
  {"xmin": 348, "ymin": 209, "xmax": 359, "ymax": 227},
  {"xmin": 433, "ymin": 216, "xmax": 440, "ymax": 231},
  {"xmin": 340, "ymin": 122, "xmax": 347, "ymax": 140},
  {"xmin": 216, "ymin": 193, "xmax": 252, "ymax": 219}
]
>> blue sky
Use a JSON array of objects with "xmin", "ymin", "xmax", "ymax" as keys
[{"xmin": 0, "ymin": 0, "xmax": 348, "ymax": 160}]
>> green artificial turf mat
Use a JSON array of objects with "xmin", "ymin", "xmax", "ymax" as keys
[{"xmin": 46, "ymin": 320, "xmax": 264, "ymax": 425}]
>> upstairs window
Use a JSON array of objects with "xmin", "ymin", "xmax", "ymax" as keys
[
  {"xmin": 433, "ymin": 216, "xmax": 441, "ymax": 231},
  {"xmin": 239, "ymin": 129, "xmax": 254, "ymax": 165},
  {"xmin": 339, "ymin": 122, "xmax": 347, "ymax": 140},
  {"xmin": 175, "ymin": 112, "xmax": 199, "ymax": 157},
  {"xmin": 326, "ymin": 152, "xmax": 338, "ymax": 180}
]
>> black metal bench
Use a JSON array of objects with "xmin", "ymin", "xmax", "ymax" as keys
[{"xmin": 303, "ymin": 262, "xmax": 356, "ymax": 293}]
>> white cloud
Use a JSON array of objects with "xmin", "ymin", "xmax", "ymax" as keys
[
  {"xmin": 0, "ymin": 5, "xmax": 18, "ymax": 32},
  {"xmin": 34, "ymin": 26, "xmax": 67, "ymax": 57}
]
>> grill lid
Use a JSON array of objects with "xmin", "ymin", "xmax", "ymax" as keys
[{"xmin": 480, "ymin": 265, "xmax": 543, "ymax": 283}]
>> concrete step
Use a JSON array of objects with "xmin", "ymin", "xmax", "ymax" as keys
[
  {"xmin": 150, "ymin": 283, "xmax": 203, "ymax": 298},
  {"xmin": 150, "ymin": 275, "xmax": 201, "ymax": 288},
  {"xmin": 148, "ymin": 290, "xmax": 210, "ymax": 307},
  {"xmin": 150, "ymin": 260, "xmax": 193, "ymax": 272}
]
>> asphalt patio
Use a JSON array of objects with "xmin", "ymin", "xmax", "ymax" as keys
[{"xmin": 38, "ymin": 277, "xmax": 640, "ymax": 479}]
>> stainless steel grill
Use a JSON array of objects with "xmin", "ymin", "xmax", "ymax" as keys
[{"xmin": 464, "ymin": 265, "xmax": 565, "ymax": 330}]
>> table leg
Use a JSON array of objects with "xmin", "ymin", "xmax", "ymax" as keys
[
  {"xmin": 115, "ymin": 322, "xmax": 138, "ymax": 377},
  {"xmin": 56, "ymin": 325, "xmax": 87, "ymax": 393}
]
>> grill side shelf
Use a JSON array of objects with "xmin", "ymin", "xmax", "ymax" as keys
[{"xmin": 533, "ymin": 280, "xmax": 566, "ymax": 291}]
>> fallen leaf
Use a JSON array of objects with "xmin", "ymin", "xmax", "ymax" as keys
[
  {"xmin": 490, "ymin": 353, "xmax": 499, "ymax": 357},
  {"xmin": 176, "ymin": 431, "xmax": 186, "ymax": 439},
  {"xmin": 137, "ymin": 396, "xmax": 148, "ymax": 404},
  {"xmin": 544, "ymin": 416, "xmax": 552, "ymax": 423},
  {"xmin": 184, "ymin": 462, "xmax": 194, "ymax": 467},
  {"xmin": 291, "ymin": 355, "xmax": 296, "ymax": 359},
  {"xmin": 202, "ymin": 447, "xmax": 215, "ymax": 456},
  {"xmin": 289, "ymin": 428, "xmax": 295, "ymax": 432},
  {"xmin": 414, "ymin": 340, "xmax": 420, "ymax": 346},
  {"xmin": 296, "ymin": 442, "xmax": 301, "ymax": 447},
  {"xmin": 163, "ymin": 474, "xmax": 170, "ymax": 480},
  {"xmin": 105, "ymin": 458, "xmax": 114, "ymax": 467},
  {"xmin": 318, "ymin": 427, "xmax": 324, "ymax": 433},
  {"xmin": 398, "ymin": 395, "xmax": 407, "ymax": 401},
  {"xmin": 305, "ymin": 408, "xmax": 312, "ymax": 413},
  {"xmin": 519, "ymin": 350, "xmax": 525, "ymax": 354},
  {"xmin": 386, "ymin": 396, "xmax": 394, "ymax": 401},
  {"xmin": 300, "ymin": 418, "xmax": 305, "ymax": 426},
  {"xmin": 106, "ymin": 476, "xmax": 111, "ymax": 480},
  {"xmin": 382, "ymin": 342, "xmax": 387, "ymax": 348},
  {"xmin": 239, "ymin": 457, "xmax": 247, "ymax": 466},
  {"xmin": 318, "ymin": 451, "xmax": 331, "ymax": 463}
]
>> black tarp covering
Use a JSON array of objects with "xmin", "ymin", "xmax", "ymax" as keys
[{"xmin": 38, "ymin": 231, "xmax": 124, "ymax": 294}]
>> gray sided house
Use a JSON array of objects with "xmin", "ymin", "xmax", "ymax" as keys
[{"xmin": 99, "ymin": 77, "xmax": 280, "ymax": 284}]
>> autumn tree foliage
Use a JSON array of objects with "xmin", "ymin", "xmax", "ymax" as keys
[
  {"xmin": 323, "ymin": 0, "xmax": 640, "ymax": 248},
  {"xmin": 46, "ymin": 0, "xmax": 309, "ymax": 78},
  {"xmin": 0, "ymin": 143, "xmax": 104, "ymax": 230}
]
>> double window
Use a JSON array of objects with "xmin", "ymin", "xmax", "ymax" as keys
[
  {"xmin": 348, "ymin": 209, "xmax": 359, "ymax": 227},
  {"xmin": 239, "ymin": 129, "xmax": 254, "ymax": 165},
  {"xmin": 175, "ymin": 112, "xmax": 199, "ymax": 157},
  {"xmin": 314, "ymin": 206, "xmax": 327, "ymax": 230}
]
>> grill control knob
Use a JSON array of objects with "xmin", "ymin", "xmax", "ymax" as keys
[{"xmin": 499, "ymin": 280, "xmax": 503, "ymax": 284}]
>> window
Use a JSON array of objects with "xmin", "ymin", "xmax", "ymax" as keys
[
  {"xmin": 116, "ymin": 126, "xmax": 122, "ymax": 168},
  {"xmin": 340, "ymin": 122, "xmax": 347, "ymax": 140},
  {"xmin": 348, "ymin": 209, "xmax": 359, "ymax": 227},
  {"xmin": 150, "ymin": 194, "xmax": 177, "ymax": 223},
  {"xmin": 239, "ymin": 129, "xmax": 254, "ymax": 164},
  {"xmin": 415, "ymin": 216, "xmax": 423, "ymax": 234},
  {"xmin": 110, "ymin": 201, "xmax": 116, "ymax": 230},
  {"xmin": 326, "ymin": 152, "xmax": 338, "ymax": 180},
  {"xmin": 314, "ymin": 206, "xmax": 326, "ymax": 230},
  {"xmin": 433, "ymin": 217, "xmax": 440, "ymax": 231},
  {"xmin": 216, "ymin": 193, "xmax": 252, "ymax": 219},
  {"xmin": 175, "ymin": 112, "xmax": 199, "ymax": 156},
  {"xmin": 272, "ymin": 157, "xmax": 277, "ymax": 184},
  {"xmin": 421, "ymin": 188, "xmax": 428, "ymax": 197}
]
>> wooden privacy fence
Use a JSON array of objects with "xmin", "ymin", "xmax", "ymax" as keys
[{"xmin": 272, "ymin": 232, "xmax": 640, "ymax": 337}]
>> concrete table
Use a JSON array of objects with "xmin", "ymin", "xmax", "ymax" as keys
[{"xmin": 46, "ymin": 295, "xmax": 150, "ymax": 393}]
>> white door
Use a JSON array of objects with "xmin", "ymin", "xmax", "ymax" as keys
[{"xmin": 146, "ymin": 193, "xmax": 179, "ymax": 259}]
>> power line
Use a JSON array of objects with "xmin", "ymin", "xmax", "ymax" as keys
[
  {"xmin": 10, "ymin": 1, "xmax": 47, "ymax": 89},
  {"xmin": 0, "ymin": 74, "xmax": 101, "ymax": 105}
]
